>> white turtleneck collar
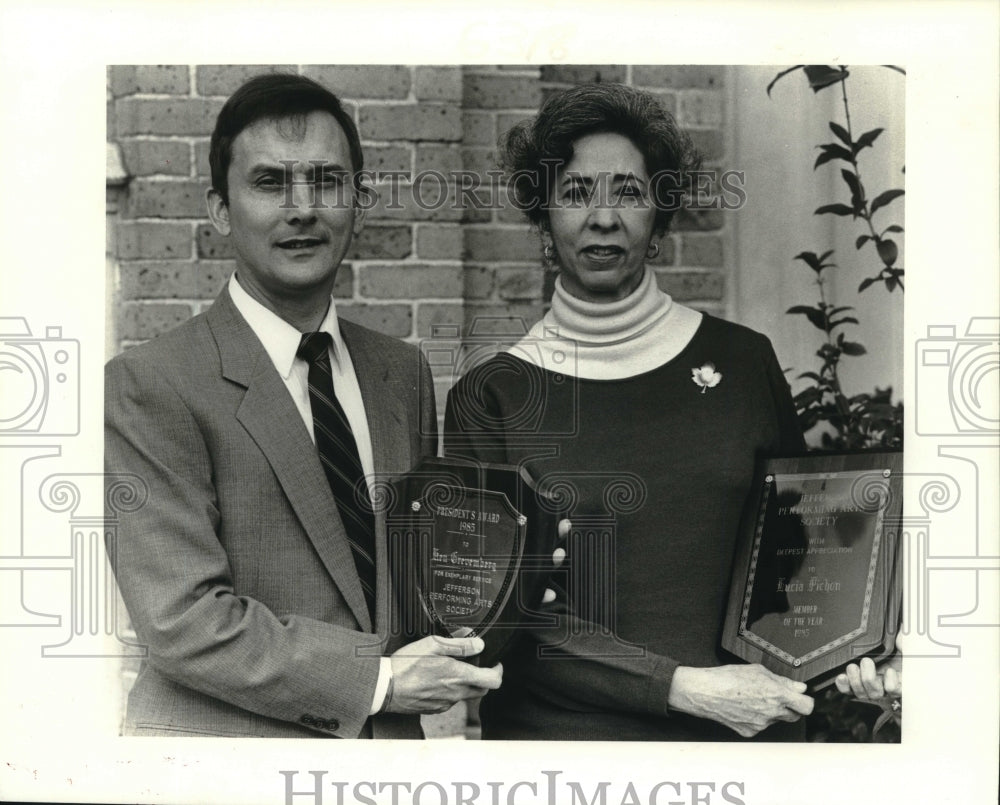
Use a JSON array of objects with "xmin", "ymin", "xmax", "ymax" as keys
[{"xmin": 508, "ymin": 268, "xmax": 703, "ymax": 380}]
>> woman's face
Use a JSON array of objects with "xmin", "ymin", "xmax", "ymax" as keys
[{"xmin": 545, "ymin": 131, "xmax": 658, "ymax": 303}]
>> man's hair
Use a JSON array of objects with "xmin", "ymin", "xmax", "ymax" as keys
[
  {"xmin": 500, "ymin": 82, "xmax": 701, "ymax": 235},
  {"xmin": 209, "ymin": 73, "xmax": 364, "ymax": 204}
]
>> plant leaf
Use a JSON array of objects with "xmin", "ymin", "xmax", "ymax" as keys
[
  {"xmin": 858, "ymin": 276, "xmax": 878, "ymax": 292},
  {"xmin": 841, "ymin": 168, "xmax": 865, "ymax": 210},
  {"xmin": 856, "ymin": 234, "xmax": 871, "ymax": 250},
  {"xmin": 870, "ymin": 188, "xmax": 905, "ymax": 215},
  {"xmin": 803, "ymin": 65, "xmax": 849, "ymax": 92},
  {"xmin": 794, "ymin": 387, "xmax": 823, "ymax": 405},
  {"xmin": 815, "ymin": 203, "xmax": 856, "ymax": 217},
  {"xmin": 794, "ymin": 251, "xmax": 835, "ymax": 273},
  {"xmin": 814, "ymin": 143, "xmax": 854, "ymax": 169},
  {"xmin": 876, "ymin": 238, "xmax": 899, "ymax": 267},
  {"xmin": 840, "ymin": 341, "xmax": 867, "ymax": 356},
  {"xmin": 829, "ymin": 121, "xmax": 852, "ymax": 145},
  {"xmin": 813, "ymin": 151, "xmax": 842, "ymax": 170},
  {"xmin": 793, "ymin": 251, "xmax": 822, "ymax": 272},
  {"xmin": 883, "ymin": 224, "xmax": 904, "ymax": 234},
  {"xmin": 787, "ymin": 305, "xmax": 828, "ymax": 331},
  {"xmin": 872, "ymin": 709, "xmax": 900, "ymax": 740},
  {"xmin": 767, "ymin": 65, "xmax": 805, "ymax": 97},
  {"xmin": 829, "ymin": 317, "xmax": 860, "ymax": 329},
  {"xmin": 853, "ymin": 127, "xmax": 884, "ymax": 153}
]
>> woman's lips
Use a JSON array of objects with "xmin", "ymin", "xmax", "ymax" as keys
[{"xmin": 581, "ymin": 245, "xmax": 625, "ymax": 263}]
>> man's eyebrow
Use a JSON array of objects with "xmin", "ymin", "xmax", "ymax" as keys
[
  {"xmin": 248, "ymin": 161, "xmax": 350, "ymax": 174},
  {"xmin": 309, "ymin": 162, "xmax": 350, "ymax": 174}
]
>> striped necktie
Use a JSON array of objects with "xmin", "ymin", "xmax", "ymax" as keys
[{"xmin": 297, "ymin": 331, "xmax": 376, "ymax": 623}]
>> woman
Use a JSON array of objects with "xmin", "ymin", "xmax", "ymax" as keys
[{"xmin": 443, "ymin": 83, "xmax": 815, "ymax": 741}]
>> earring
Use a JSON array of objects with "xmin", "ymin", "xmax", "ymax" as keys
[
  {"xmin": 543, "ymin": 244, "xmax": 555, "ymax": 262},
  {"xmin": 647, "ymin": 242, "xmax": 660, "ymax": 259}
]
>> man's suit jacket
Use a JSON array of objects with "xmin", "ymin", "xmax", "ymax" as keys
[{"xmin": 105, "ymin": 286, "xmax": 436, "ymax": 738}]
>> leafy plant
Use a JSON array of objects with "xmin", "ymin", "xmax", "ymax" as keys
[
  {"xmin": 770, "ymin": 65, "xmax": 905, "ymax": 451},
  {"xmin": 808, "ymin": 687, "xmax": 902, "ymax": 743},
  {"xmin": 786, "ymin": 250, "xmax": 903, "ymax": 449},
  {"xmin": 771, "ymin": 66, "xmax": 904, "ymax": 743},
  {"xmin": 768, "ymin": 65, "xmax": 905, "ymax": 294}
]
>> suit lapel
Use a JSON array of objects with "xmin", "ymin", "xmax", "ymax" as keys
[
  {"xmin": 206, "ymin": 289, "xmax": 373, "ymax": 632},
  {"xmin": 340, "ymin": 321, "xmax": 408, "ymax": 634},
  {"xmin": 341, "ymin": 325, "xmax": 407, "ymax": 480}
]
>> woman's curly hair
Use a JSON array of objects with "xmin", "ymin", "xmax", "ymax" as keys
[{"xmin": 499, "ymin": 82, "xmax": 702, "ymax": 235}]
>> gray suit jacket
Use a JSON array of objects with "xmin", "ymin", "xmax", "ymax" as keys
[{"xmin": 105, "ymin": 287, "xmax": 436, "ymax": 738}]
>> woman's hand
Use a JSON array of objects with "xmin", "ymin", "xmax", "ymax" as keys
[
  {"xmin": 667, "ymin": 664, "xmax": 814, "ymax": 738},
  {"xmin": 834, "ymin": 655, "xmax": 901, "ymax": 702}
]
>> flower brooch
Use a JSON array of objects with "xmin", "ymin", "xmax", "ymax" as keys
[{"xmin": 691, "ymin": 362, "xmax": 722, "ymax": 393}]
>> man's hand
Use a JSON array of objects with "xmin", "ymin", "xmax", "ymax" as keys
[
  {"xmin": 835, "ymin": 655, "xmax": 901, "ymax": 702},
  {"xmin": 386, "ymin": 636, "xmax": 502, "ymax": 715},
  {"xmin": 667, "ymin": 664, "xmax": 814, "ymax": 738}
]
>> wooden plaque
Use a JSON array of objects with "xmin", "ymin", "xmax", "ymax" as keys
[{"xmin": 722, "ymin": 451, "xmax": 903, "ymax": 687}]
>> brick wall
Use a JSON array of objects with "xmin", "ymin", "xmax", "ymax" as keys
[{"xmin": 108, "ymin": 64, "xmax": 731, "ymax": 396}]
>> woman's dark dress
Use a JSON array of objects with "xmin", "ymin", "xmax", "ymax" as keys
[{"xmin": 444, "ymin": 314, "xmax": 806, "ymax": 740}]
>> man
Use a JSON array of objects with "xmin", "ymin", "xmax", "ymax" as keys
[{"xmin": 105, "ymin": 73, "xmax": 501, "ymax": 738}]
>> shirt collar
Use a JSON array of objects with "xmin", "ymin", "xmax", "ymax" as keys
[{"xmin": 228, "ymin": 273, "xmax": 347, "ymax": 379}]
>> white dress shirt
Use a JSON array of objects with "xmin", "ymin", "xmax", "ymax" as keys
[
  {"xmin": 228, "ymin": 273, "xmax": 376, "ymax": 484},
  {"xmin": 228, "ymin": 273, "xmax": 392, "ymax": 715}
]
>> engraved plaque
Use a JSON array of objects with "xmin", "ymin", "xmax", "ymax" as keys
[
  {"xmin": 388, "ymin": 456, "xmax": 564, "ymax": 667},
  {"xmin": 722, "ymin": 452, "xmax": 903, "ymax": 686}
]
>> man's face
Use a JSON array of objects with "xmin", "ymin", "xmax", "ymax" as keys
[{"xmin": 207, "ymin": 111, "xmax": 363, "ymax": 318}]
